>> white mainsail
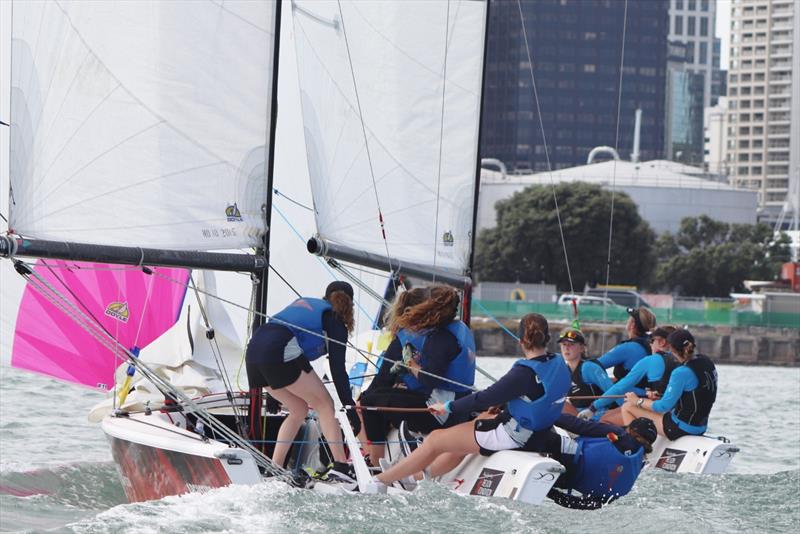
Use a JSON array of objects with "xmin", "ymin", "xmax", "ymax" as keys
[
  {"xmin": 292, "ymin": 0, "xmax": 487, "ymax": 277},
  {"xmin": 9, "ymin": 1, "xmax": 278, "ymax": 251}
]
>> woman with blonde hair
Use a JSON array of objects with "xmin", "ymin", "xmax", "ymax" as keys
[
  {"xmin": 597, "ymin": 306, "xmax": 657, "ymax": 383},
  {"xmin": 358, "ymin": 285, "xmax": 476, "ymax": 461},
  {"xmin": 246, "ymin": 281, "xmax": 359, "ymax": 483},
  {"xmin": 620, "ymin": 328, "xmax": 717, "ymax": 440},
  {"xmin": 366, "ymin": 313, "xmax": 570, "ymax": 493}
]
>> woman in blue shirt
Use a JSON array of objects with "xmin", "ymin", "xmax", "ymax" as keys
[
  {"xmin": 620, "ymin": 329, "xmax": 718, "ymax": 440},
  {"xmin": 559, "ymin": 328, "xmax": 614, "ymax": 416},
  {"xmin": 596, "ymin": 307, "xmax": 657, "ymax": 381}
]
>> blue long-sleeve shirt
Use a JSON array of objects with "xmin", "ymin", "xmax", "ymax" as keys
[
  {"xmin": 448, "ymin": 361, "xmax": 545, "ymax": 417},
  {"xmin": 577, "ymin": 359, "xmax": 615, "ymax": 393},
  {"xmin": 651, "ymin": 365, "xmax": 706, "ymax": 434},
  {"xmin": 597, "ymin": 341, "xmax": 648, "ymax": 373},
  {"xmin": 591, "ymin": 354, "xmax": 666, "ymax": 410}
]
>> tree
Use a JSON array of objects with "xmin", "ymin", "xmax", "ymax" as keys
[
  {"xmin": 652, "ymin": 215, "xmax": 791, "ymax": 297},
  {"xmin": 474, "ymin": 182, "xmax": 655, "ymax": 291}
]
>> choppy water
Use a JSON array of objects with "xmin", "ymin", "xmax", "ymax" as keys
[{"xmin": 1, "ymin": 361, "xmax": 798, "ymax": 533}]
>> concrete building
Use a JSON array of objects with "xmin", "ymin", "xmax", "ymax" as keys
[
  {"xmin": 478, "ymin": 159, "xmax": 758, "ymax": 235},
  {"xmin": 726, "ymin": 0, "xmax": 797, "ymax": 222},
  {"xmin": 704, "ymin": 96, "xmax": 729, "ymax": 175},
  {"xmin": 665, "ymin": 40, "xmax": 706, "ymax": 166},
  {"xmin": 668, "ymin": 0, "xmax": 719, "ymax": 108},
  {"xmin": 480, "ymin": 0, "xmax": 668, "ymax": 172}
]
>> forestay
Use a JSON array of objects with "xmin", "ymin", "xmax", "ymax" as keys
[
  {"xmin": 292, "ymin": 0, "xmax": 487, "ymax": 277},
  {"xmin": 9, "ymin": 1, "xmax": 278, "ymax": 250}
]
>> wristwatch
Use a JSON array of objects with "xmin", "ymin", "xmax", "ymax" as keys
[{"xmin": 636, "ymin": 398, "xmax": 645, "ymax": 407}]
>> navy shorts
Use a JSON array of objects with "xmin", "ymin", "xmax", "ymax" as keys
[
  {"xmin": 247, "ymin": 355, "xmax": 312, "ymax": 390},
  {"xmin": 662, "ymin": 412, "xmax": 692, "ymax": 441}
]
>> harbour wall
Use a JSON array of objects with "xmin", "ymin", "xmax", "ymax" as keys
[{"xmin": 471, "ymin": 317, "xmax": 799, "ymax": 366}]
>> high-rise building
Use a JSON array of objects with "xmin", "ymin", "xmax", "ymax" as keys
[
  {"xmin": 704, "ymin": 96, "xmax": 729, "ymax": 176},
  {"xmin": 480, "ymin": 0, "xmax": 669, "ymax": 171},
  {"xmin": 668, "ymin": 0, "xmax": 718, "ymax": 108},
  {"xmin": 665, "ymin": 41, "xmax": 706, "ymax": 165},
  {"xmin": 726, "ymin": 0, "xmax": 796, "ymax": 220}
]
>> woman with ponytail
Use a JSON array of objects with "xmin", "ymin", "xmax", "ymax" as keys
[
  {"xmin": 621, "ymin": 328, "xmax": 718, "ymax": 440},
  {"xmin": 245, "ymin": 281, "xmax": 359, "ymax": 483},
  {"xmin": 365, "ymin": 313, "xmax": 570, "ymax": 493},
  {"xmin": 359, "ymin": 285, "xmax": 476, "ymax": 461}
]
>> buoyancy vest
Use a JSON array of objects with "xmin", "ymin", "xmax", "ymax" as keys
[
  {"xmin": 396, "ymin": 321, "xmax": 476, "ymax": 393},
  {"xmin": 506, "ymin": 354, "xmax": 570, "ymax": 432},
  {"xmin": 612, "ymin": 337, "xmax": 652, "ymax": 383},
  {"xmin": 571, "ymin": 437, "xmax": 644, "ymax": 500},
  {"xmin": 674, "ymin": 354, "xmax": 717, "ymax": 428},
  {"xmin": 649, "ymin": 351, "xmax": 680, "ymax": 394},
  {"xmin": 569, "ymin": 359, "xmax": 605, "ymax": 409},
  {"xmin": 271, "ymin": 298, "xmax": 332, "ymax": 361}
]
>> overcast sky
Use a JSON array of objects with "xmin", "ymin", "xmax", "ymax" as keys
[{"xmin": 717, "ymin": 0, "xmax": 732, "ymax": 68}]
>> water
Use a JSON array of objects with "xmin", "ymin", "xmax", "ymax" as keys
[{"xmin": 1, "ymin": 361, "xmax": 798, "ymax": 533}]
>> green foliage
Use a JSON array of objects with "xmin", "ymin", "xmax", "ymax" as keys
[
  {"xmin": 653, "ymin": 215, "xmax": 791, "ymax": 297},
  {"xmin": 474, "ymin": 182, "xmax": 655, "ymax": 291}
]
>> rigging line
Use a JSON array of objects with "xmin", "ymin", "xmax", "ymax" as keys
[
  {"xmin": 432, "ymin": 0, "xmax": 452, "ymax": 281},
  {"xmin": 150, "ymin": 268, "xmax": 476, "ymax": 391},
  {"xmin": 336, "ymin": 0, "xmax": 397, "ymax": 293},
  {"xmin": 269, "ymin": 264, "xmax": 302, "ymax": 299},
  {"xmin": 273, "ymin": 188, "xmax": 313, "ymax": 211},
  {"xmin": 0, "ymin": 212, "xmax": 7, "ymax": 224},
  {"xmin": 271, "ymin": 200, "xmax": 375, "ymax": 321},
  {"xmin": 600, "ymin": 0, "xmax": 629, "ymax": 354},
  {"xmin": 189, "ymin": 274, "xmax": 244, "ymax": 426},
  {"xmin": 516, "ymin": 0, "xmax": 575, "ymax": 297},
  {"xmin": 21, "ymin": 262, "xmax": 293, "ymax": 481},
  {"xmin": 0, "ymin": 120, "xmax": 9, "ymax": 127}
]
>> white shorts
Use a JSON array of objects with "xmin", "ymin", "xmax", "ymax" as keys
[{"xmin": 474, "ymin": 421, "xmax": 522, "ymax": 452}]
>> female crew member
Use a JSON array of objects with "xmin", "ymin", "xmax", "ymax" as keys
[
  {"xmin": 558, "ymin": 328, "xmax": 613, "ymax": 416},
  {"xmin": 621, "ymin": 329, "xmax": 717, "ymax": 440},
  {"xmin": 246, "ymin": 281, "xmax": 360, "ymax": 481},
  {"xmin": 597, "ymin": 307, "xmax": 657, "ymax": 384},
  {"xmin": 359, "ymin": 285, "xmax": 476, "ymax": 461},
  {"xmin": 367, "ymin": 313, "xmax": 569, "ymax": 493}
]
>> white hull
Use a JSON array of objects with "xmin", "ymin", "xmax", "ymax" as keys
[{"xmin": 647, "ymin": 434, "xmax": 739, "ymax": 475}]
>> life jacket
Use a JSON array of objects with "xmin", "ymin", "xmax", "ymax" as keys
[
  {"xmin": 568, "ymin": 358, "xmax": 605, "ymax": 409},
  {"xmin": 396, "ymin": 321, "xmax": 476, "ymax": 394},
  {"xmin": 674, "ymin": 354, "xmax": 717, "ymax": 428},
  {"xmin": 506, "ymin": 354, "xmax": 570, "ymax": 432},
  {"xmin": 570, "ymin": 436, "xmax": 644, "ymax": 500},
  {"xmin": 649, "ymin": 351, "xmax": 680, "ymax": 394},
  {"xmin": 612, "ymin": 336, "xmax": 651, "ymax": 383},
  {"xmin": 271, "ymin": 298, "xmax": 332, "ymax": 361}
]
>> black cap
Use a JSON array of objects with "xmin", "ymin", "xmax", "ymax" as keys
[
  {"xmin": 626, "ymin": 307, "xmax": 645, "ymax": 335},
  {"xmin": 650, "ymin": 326, "xmax": 673, "ymax": 339},
  {"xmin": 325, "ymin": 281, "xmax": 354, "ymax": 300},
  {"xmin": 629, "ymin": 417, "xmax": 658, "ymax": 444},
  {"xmin": 558, "ymin": 328, "xmax": 585, "ymax": 344},
  {"xmin": 666, "ymin": 329, "xmax": 695, "ymax": 351}
]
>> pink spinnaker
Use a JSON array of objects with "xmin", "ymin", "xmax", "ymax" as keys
[{"xmin": 11, "ymin": 260, "xmax": 190, "ymax": 390}]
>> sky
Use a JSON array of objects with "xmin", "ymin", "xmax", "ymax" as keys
[{"xmin": 716, "ymin": 0, "xmax": 732, "ymax": 68}]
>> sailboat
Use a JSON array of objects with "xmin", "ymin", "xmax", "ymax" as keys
[{"xmin": 1, "ymin": 0, "xmax": 736, "ymax": 506}]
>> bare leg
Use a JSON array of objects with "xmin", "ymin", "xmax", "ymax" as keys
[
  {"xmin": 368, "ymin": 443, "xmax": 386, "ymax": 462},
  {"xmin": 285, "ymin": 370, "xmax": 347, "ymax": 463},
  {"xmin": 427, "ymin": 452, "xmax": 467, "ymax": 479},
  {"xmin": 621, "ymin": 403, "xmax": 666, "ymax": 436},
  {"xmin": 266, "ymin": 386, "xmax": 309, "ymax": 468},
  {"xmin": 599, "ymin": 407, "xmax": 624, "ymax": 426},
  {"xmin": 377, "ymin": 421, "xmax": 479, "ymax": 485}
]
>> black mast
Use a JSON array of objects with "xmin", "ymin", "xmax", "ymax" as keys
[
  {"xmin": 463, "ymin": 0, "xmax": 491, "ymax": 327},
  {"xmin": 252, "ymin": 0, "xmax": 283, "ymax": 333}
]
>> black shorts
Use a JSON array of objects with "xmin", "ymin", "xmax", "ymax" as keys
[
  {"xmin": 247, "ymin": 355, "xmax": 312, "ymax": 390},
  {"xmin": 358, "ymin": 386, "xmax": 442, "ymax": 442},
  {"xmin": 662, "ymin": 412, "xmax": 691, "ymax": 441}
]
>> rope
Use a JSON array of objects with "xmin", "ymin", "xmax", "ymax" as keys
[
  {"xmin": 431, "ymin": 0, "xmax": 451, "ymax": 281},
  {"xmin": 336, "ymin": 0, "xmax": 397, "ymax": 292},
  {"xmin": 600, "ymin": 0, "xmax": 629, "ymax": 354},
  {"xmin": 516, "ymin": 0, "xmax": 575, "ymax": 297}
]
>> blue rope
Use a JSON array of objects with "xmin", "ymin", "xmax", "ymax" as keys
[
  {"xmin": 272, "ymin": 199, "xmax": 375, "ymax": 322},
  {"xmin": 475, "ymin": 300, "xmax": 520, "ymax": 341}
]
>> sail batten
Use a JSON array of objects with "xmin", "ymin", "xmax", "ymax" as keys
[
  {"xmin": 9, "ymin": 1, "xmax": 279, "ymax": 251},
  {"xmin": 293, "ymin": 0, "xmax": 488, "ymax": 276}
]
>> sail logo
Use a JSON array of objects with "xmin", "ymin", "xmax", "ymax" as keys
[
  {"xmin": 105, "ymin": 301, "xmax": 130, "ymax": 323},
  {"xmin": 442, "ymin": 230, "xmax": 454, "ymax": 247},
  {"xmin": 226, "ymin": 202, "xmax": 243, "ymax": 222}
]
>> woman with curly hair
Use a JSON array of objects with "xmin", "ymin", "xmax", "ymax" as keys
[
  {"xmin": 366, "ymin": 313, "xmax": 570, "ymax": 493},
  {"xmin": 245, "ymin": 281, "xmax": 359, "ymax": 483},
  {"xmin": 358, "ymin": 285, "xmax": 476, "ymax": 461}
]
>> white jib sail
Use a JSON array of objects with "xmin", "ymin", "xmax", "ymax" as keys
[
  {"xmin": 292, "ymin": 0, "xmax": 487, "ymax": 276},
  {"xmin": 9, "ymin": 1, "xmax": 277, "ymax": 250}
]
